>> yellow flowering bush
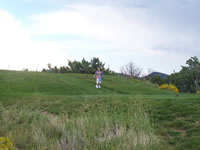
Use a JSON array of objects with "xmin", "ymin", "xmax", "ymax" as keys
[
  {"xmin": 160, "ymin": 84, "xmax": 179, "ymax": 93},
  {"xmin": 160, "ymin": 84, "xmax": 169, "ymax": 89},
  {"xmin": 175, "ymin": 88, "xmax": 179, "ymax": 93},
  {"xmin": 0, "ymin": 137, "xmax": 14, "ymax": 150},
  {"xmin": 197, "ymin": 90, "xmax": 200, "ymax": 94}
]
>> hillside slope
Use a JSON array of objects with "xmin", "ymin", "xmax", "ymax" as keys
[
  {"xmin": 0, "ymin": 70, "xmax": 171, "ymax": 98},
  {"xmin": 1, "ymin": 70, "xmax": 200, "ymax": 150}
]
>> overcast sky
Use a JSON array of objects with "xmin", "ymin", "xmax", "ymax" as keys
[{"xmin": 0, "ymin": 0, "xmax": 199, "ymax": 74}]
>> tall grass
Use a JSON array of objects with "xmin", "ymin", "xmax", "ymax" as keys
[{"xmin": 0, "ymin": 97, "xmax": 163, "ymax": 150}]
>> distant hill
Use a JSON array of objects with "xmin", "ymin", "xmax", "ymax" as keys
[{"xmin": 146, "ymin": 72, "xmax": 169, "ymax": 79}]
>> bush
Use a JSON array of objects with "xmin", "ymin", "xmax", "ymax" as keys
[
  {"xmin": 160, "ymin": 84, "xmax": 168, "ymax": 89},
  {"xmin": 160, "ymin": 84, "xmax": 179, "ymax": 93},
  {"xmin": 151, "ymin": 75, "xmax": 163, "ymax": 85},
  {"xmin": 0, "ymin": 137, "xmax": 14, "ymax": 150},
  {"xmin": 45, "ymin": 57, "xmax": 114, "ymax": 74},
  {"xmin": 197, "ymin": 91, "xmax": 200, "ymax": 94},
  {"xmin": 135, "ymin": 80, "xmax": 141, "ymax": 82}
]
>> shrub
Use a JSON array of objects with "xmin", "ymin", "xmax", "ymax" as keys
[
  {"xmin": 168, "ymin": 84, "xmax": 179, "ymax": 93},
  {"xmin": 151, "ymin": 75, "xmax": 163, "ymax": 85},
  {"xmin": 160, "ymin": 84, "xmax": 179, "ymax": 93},
  {"xmin": 160, "ymin": 84, "xmax": 168, "ymax": 89},
  {"xmin": 0, "ymin": 137, "xmax": 14, "ymax": 150},
  {"xmin": 197, "ymin": 91, "xmax": 200, "ymax": 94},
  {"xmin": 135, "ymin": 80, "xmax": 141, "ymax": 82}
]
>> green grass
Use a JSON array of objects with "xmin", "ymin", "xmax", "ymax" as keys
[
  {"xmin": 0, "ymin": 97, "xmax": 164, "ymax": 150},
  {"xmin": 0, "ymin": 70, "xmax": 200, "ymax": 150}
]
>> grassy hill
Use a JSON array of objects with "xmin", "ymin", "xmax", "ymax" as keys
[
  {"xmin": 0, "ymin": 70, "xmax": 200, "ymax": 150},
  {"xmin": 0, "ymin": 70, "xmax": 170, "ymax": 97}
]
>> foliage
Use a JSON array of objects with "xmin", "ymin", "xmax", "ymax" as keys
[
  {"xmin": 135, "ymin": 79, "xmax": 141, "ymax": 82},
  {"xmin": 23, "ymin": 68, "xmax": 28, "ymax": 72},
  {"xmin": 41, "ymin": 68, "xmax": 47, "ymax": 72},
  {"xmin": 59, "ymin": 66, "xmax": 71, "ymax": 73},
  {"xmin": 197, "ymin": 90, "xmax": 200, "ymax": 94},
  {"xmin": 159, "ymin": 84, "xmax": 169, "ymax": 89},
  {"xmin": 160, "ymin": 84, "xmax": 179, "ymax": 93},
  {"xmin": 89, "ymin": 57, "xmax": 105, "ymax": 74},
  {"xmin": 42, "ymin": 57, "xmax": 113, "ymax": 75},
  {"xmin": 168, "ymin": 84, "xmax": 179, "ymax": 93},
  {"xmin": 0, "ymin": 137, "xmax": 14, "ymax": 150},
  {"xmin": 165, "ymin": 56, "xmax": 200, "ymax": 93},
  {"xmin": 151, "ymin": 75, "xmax": 163, "ymax": 85}
]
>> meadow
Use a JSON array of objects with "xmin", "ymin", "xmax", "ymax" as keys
[{"xmin": 0, "ymin": 70, "xmax": 200, "ymax": 150}]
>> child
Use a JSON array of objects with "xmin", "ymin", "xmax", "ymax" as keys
[{"xmin": 95, "ymin": 67, "xmax": 102, "ymax": 88}]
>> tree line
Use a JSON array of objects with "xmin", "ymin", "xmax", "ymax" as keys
[
  {"xmin": 42, "ymin": 57, "xmax": 114, "ymax": 74},
  {"xmin": 150, "ymin": 56, "xmax": 200, "ymax": 93},
  {"xmin": 41, "ymin": 56, "xmax": 200, "ymax": 93}
]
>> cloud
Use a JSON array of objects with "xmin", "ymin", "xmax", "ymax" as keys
[
  {"xmin": 1, "ymin": 0, "xmax": 200, "ymax": 74},
  {"xmin": 29, "ymin": 3, "xmax": 200, "ymax": 54},
  {"xmin": 28, "ymin": 4, "xmax": 196, "ymax": 72},
  {"xmin": 0, "ymin": 10, "xmax": 29, "ymax": 69},
  {"xmin": 29, "ymin": 5, "xmax": 157, "ymax": 50},
  {"xmin": 0, "ymin": 10, "xmax": 68, "ymax": 70}
]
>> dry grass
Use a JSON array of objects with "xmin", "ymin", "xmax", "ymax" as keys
[{"xmin": 0, "ymin": 98, "xmax": 163, "ymax": 150}]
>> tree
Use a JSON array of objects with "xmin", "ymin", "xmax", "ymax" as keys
[
  {"xmin": 89, "ymin": 57, "xmax": 105, "ymax": 74},
  {"xmin": 59, "ymin": 66, "xmax": 70, "ymax": 73},
  {"xmin": 166, "ymin": 56, "xmax": 200, "ymax": 93},
  {"xmin": 185, "ymin": 56, "xmax": 200, "ymax": 91},
  {"xmin": 151, "ymin": 75, "xmax": 163, "ymax": 85},
  {"xmin": 46, "ymin": 57, "xmax": 113, "ymax": 74},
  {"xmin": 81, "ymin": 58, "xmax": 90, "ymax": 73},
  {"xmin": 121, "ymin": 62, "xmax": 142, "ymax": 78},
  {"xmin": 52, "ymin": 66, "xmax": 59, "ymax": 73},
  {"xmin": 23, "ymin": 68, "xmax": 28, "ymax": 72},
  {"xmin": 42, "ymin": 68, "xmax": 47, "ymax": 72},
  {"xmin": 68, "ymin": 60, "xmax": 82, "ymax": 73}
]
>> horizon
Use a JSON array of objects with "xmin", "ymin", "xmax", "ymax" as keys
[{"xmin": 0, "ymin": 0, "xmax": 200, "ymax": 74}]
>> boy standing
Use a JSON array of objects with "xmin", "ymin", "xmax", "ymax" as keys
[{"xmin": 95, "ymin": 67, "xmax": 102, "ymax": 88}]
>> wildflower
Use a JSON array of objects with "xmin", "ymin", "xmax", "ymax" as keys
[
  {"xmin": 0, "ymin": 137, "xmax": 14, "ymax": 150},
  {"xmin": 160, "ymin": 84, "xmax": 179, "ymax": 93},
  {"xmin": 135, "ymin": 80, "xmax": 140, "ymax": 82},
  {"xmin": 197, "ymin": 91, "xmax": 200, "ymax": 94},
  {"xmin": 160, "ymin": 84, "xmax": 168, "ymax": 89}
]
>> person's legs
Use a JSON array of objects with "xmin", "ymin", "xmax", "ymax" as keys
[
  {"xmin": 96, "ymin": 78, "xmax": 99, "ymax": 88},
  {"xmin": 98, "ymin": 80, "xmax": 101, "ymax": 88},
  {"xmin": 96, "ymin": 78, "xmax": 102, "ymax": 88}
]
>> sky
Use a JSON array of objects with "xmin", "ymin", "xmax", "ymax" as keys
[{"xmin": 0, "ymin": 0, "xmax": 200, "ymax": 74}]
